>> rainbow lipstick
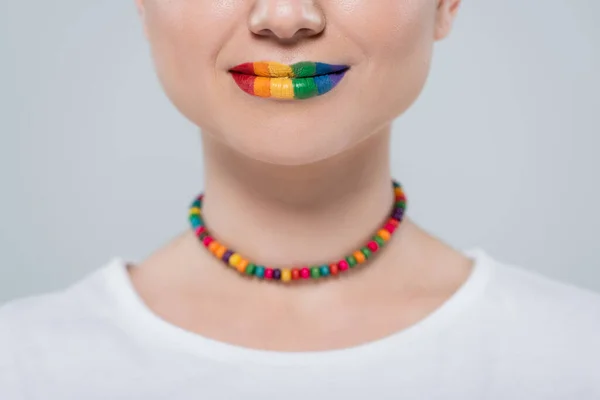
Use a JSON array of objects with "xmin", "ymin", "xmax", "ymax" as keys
[{"xmin": 229, "ymin": 61, "xmax": 350, "ymax": 100}]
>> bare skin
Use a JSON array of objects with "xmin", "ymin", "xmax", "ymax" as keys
[
  {"xmin": 130, "ymin": 0, "xmax": 467, "ymax": 352},
  {"xmin": 128, "ymin": 129, "xmax": 473, "ymax": 352}
]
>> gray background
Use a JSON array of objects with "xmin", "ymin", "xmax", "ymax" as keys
[{"xmin": 1, "ymin": 1, "xmax": 598, "ymax": 303}]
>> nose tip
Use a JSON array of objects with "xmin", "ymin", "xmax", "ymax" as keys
[{"xmin": 249, "ymin": 0, "xmax": 325, "ymax": 42}]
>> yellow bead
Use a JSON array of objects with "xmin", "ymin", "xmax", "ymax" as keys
[
  {"xmin": 229, "ymin": 253, "xmax": 241, "ymax": 267},
  {"xmin": 189, "ymin": 207, "xmax": 201, "ymax": 215},
  {"xmin": 354, "ymin": 251, "xmax": 366, "ymax": 263},
  {"xmin": 378, "ymin": 229, "xmax": 391, "ymax": 241},
  {"xmin": 281, "ymin": 269, "xmax": 292, "ymax": 282}
]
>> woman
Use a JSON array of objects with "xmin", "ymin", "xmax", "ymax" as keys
[{"xmin": 1, "ymin": 0, "xmax": 599, "ymax": 399}]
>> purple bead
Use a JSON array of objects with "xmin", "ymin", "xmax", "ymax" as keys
[
  {"xmin": 392, "ymin": 208, "xmax": 404, "ymax": 221},
  {"xmin": 222, "ymin": 250, "xmax": 234, "ymax": 263},
  {"xmin": 273, "ymin": 269, "xmax": 282, "ymax": 280}
]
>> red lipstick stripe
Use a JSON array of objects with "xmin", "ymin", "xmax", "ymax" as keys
[
  {"xmin": 231, "ymin": 73, "xmax": 256, "ymax": 95},
  {"xmin": 230, "ymin": 62, "xmax": 256, "ymax": 75}
]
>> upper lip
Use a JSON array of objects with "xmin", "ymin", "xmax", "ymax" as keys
[{"xmin": 229, "ymin": 61, "xmax": 350, "ymax": 78}]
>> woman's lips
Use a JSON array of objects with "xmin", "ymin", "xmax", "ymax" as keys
[{"xmin": 228, "ymin": 61, "xmax": 350, "ymax": 100}]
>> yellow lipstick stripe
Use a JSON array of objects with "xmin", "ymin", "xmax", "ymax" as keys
[
  {"xmin": 267, "ymin": 62, "xmax": 294, "ymax": 78},
  {"xmin": 269, "ymin": 78, "xmax": 295, "ymax": 99}
]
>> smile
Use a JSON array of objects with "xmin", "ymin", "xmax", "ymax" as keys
[{"xmin": 229, "ymin": 61, "xmax": 350, "ymax": 100}]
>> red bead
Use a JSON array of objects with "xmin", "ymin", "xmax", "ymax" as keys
[
  {"xmin": 292, "ymin": 269, "xmax": 300, "ymax": 280},
  {"xmin": 338, "ymin": 260, "xmax": 349, "ymax": 271},
  {"xmin": 389, "ymin": 219, "xmax": 399, "ymax": 227},
  {"xmin": 367, "ymin": 241, "xmax": 379, "ymax": 252},
  {"xmin": 384, "ymin": 223, "xmax": 396, "ymax": 233},
  {"xmin": 300, "ymin": 268, "xmax": 310, "ymax": 279},
  {"xmin": 265, "ymin": 268, "xmax": 273, "ymax": 279},
  {"xmin": 202, "ymin": 236, "xmax": 214, "ymax": 246},
  {"xmin": 330, "ymin": 264, "xmax": 339, "ymax": 275},
  {"xmin": 195, "ymin": 226, "xmax": 206, "ymax": 236}
]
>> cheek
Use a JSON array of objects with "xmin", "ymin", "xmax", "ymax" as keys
[
  {"xmin": 342, "ymin": 0, "xmax": 436, "ymax": 119},
  {"xmin": 143, "ymin": 1, "xmax": 237, "ymax": 123}
]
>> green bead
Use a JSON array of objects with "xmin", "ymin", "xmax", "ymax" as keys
[
  {"xmin": 245, "ymin": 264, "xmax": 256, "ymax": 275},
  {"xmin": 311, "ymin": 267, "xmax": 320, "ymax": 279},
  {"xmin": 191, "ymin": 200, "xmax": 201, "ymax": 208},
  {"xmin": 361, "ymin": 248, "xmax": 372, "ymax": 259},
  {"xmin": 374, "ymin": 236, "xmax": 385, "ymax": 247},
  {"xmin": 346, "ymin": 256, "xmax": 357, "ymax": 267},
  {"xmin": 395, "ymin": 200, "xmax": 406, "ymax": 209}
]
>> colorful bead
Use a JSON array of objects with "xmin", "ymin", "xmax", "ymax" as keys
[
  {"xmin": 188, "ymin": 179, "xmax": 406, "ymax": 283},
  {"xmin": 361, "ymin": 248, "xmax": 372, "ymax": 259},
  {"xmin": 282, "ymin": 269, "xmax": 292, "ymax": 282},
  {"xmin": 330, "ymin": 264, "xmax": 339, "ymax": 275},
  {"xmin": 245, "ymin": 264, "xmax": 256, "ymax": 275},
  {"xmin": 378, "ymin": 230, "xmax": 391, "ymax": 241},
  {"xmin": 292, "ymin": 269, "xmax": 300, "ymax": 280},
  {"xmin": 222, "ymin": 250, "xmax": 234, "ymax": 263},
  {"xmin": 255, "ymin": 266, "xmax": 265, "ymax": 278},
  {"xmin": 236, "ymin": 259, "xmax": 248, "ymax": 273},
  {"xmin": 354, "ymin": 251, "xmax": 366, "ymax": 264},
  {"xmin": 265, "ymin": 268, "xmax": 274, "ymax": 279},
  {"xmin": 346, "ymin": 256, "xmax": 357, "ymax": 267},
  {"xmin": 229, "ymin": 253, "xmax": 241, "ymax": 267},
  {"xmin": 367, "ymin": 241, "xmax": 379, "ymax": 252},
  {"xmin": 311, "ymin": 267, "xmax": 320, "ymax": 279}
]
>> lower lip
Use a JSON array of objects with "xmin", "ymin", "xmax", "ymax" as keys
[{"xmin": 229, "ymin": 70, "xmax": 349, "ymax": 100}]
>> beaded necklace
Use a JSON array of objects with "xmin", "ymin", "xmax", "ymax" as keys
[{"xmin": 188, "ymin": 180, "xmax": 406, "ymax": 283}]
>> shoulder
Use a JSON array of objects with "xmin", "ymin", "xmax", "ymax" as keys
[
  {"xmin": 486, "ymin": 255, "xmax": 600, "ymax": 322},
  {"xmin": 0, "ymin": 259, "xmax": 126, "ymax": 365},
  {"xmin": 476, "ymin": 251, "xmax": 600, "ymax": 364}
]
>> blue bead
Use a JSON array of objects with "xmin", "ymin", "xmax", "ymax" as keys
[
  {"xmin": 319, "ymin": 265, "xmax": 330, "ymax": 277},
  {"xmin": 255, "ymin": 266, "xmax": 265, "ymax": 278}
]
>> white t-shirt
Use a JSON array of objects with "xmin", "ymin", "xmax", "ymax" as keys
[{"xmin": 1, "ymin": 248, "xmax": 599, "ymax": 399}]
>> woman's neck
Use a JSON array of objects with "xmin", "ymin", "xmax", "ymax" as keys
[{"xmin": 199, "ymin": 127, "xmax": 396, "ymax": 267}]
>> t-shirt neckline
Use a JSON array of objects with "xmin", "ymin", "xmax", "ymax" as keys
[{"xmin": 102, "ymin": 247, "xmax": 494, "ymax": 367}]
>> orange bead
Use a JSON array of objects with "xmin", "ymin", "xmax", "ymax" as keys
[
  {"xmin": 215, "ymin": 245, "xmax": 226, "ymax": 258},
  {"xmin": 394, "ymin": 187, "xmax": 404, "ymax": 197},
  {"xmin": 354, "ymin": 251, "xmax": 366, "ymax": 263},
  {"xmin": 236, "ymin": 259, "xmax": 248, "ymax": 273},
  {"xmin": 208, "ymin": 241, "xmax": 219, "ymax": 253},
  {"xmin": 378, "ymin": 229, "xmax": 391, "ymax": 241}
]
